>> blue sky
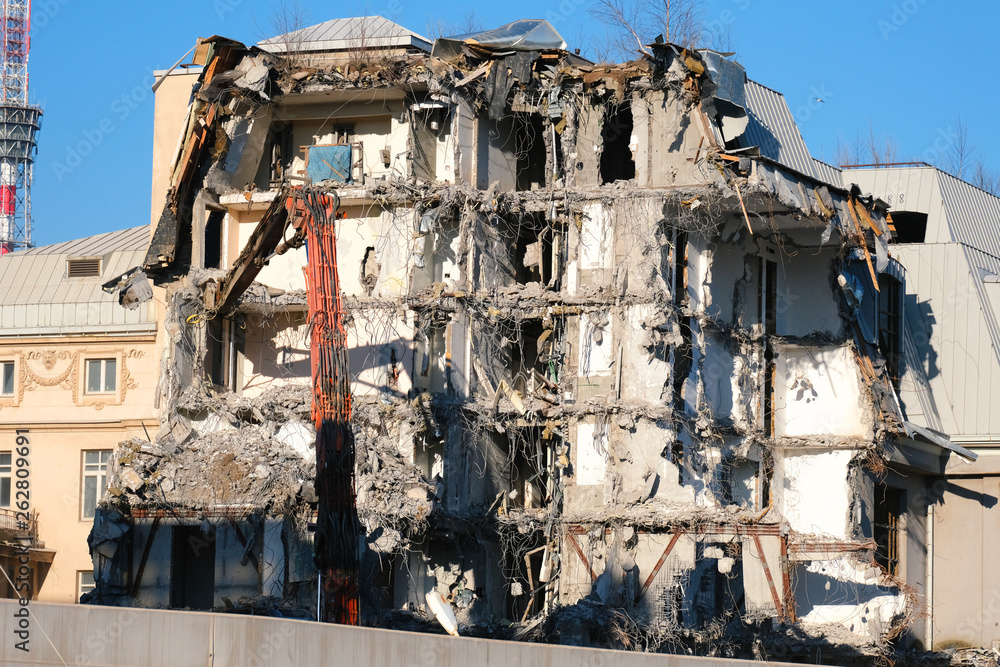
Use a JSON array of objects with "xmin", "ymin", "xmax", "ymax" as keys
[{"xmin": 26, "ymin": 0, "xmax": 999, "ymax": 247}]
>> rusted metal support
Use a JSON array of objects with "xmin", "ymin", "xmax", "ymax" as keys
[
  {"xmin": 566, "ymin": 533, "xmax": 598, "ymax": 582},
  {"xmin": 752, "ymin": 534, "xmax": 784, "ymax": 621},
  {"xmin": 636, "ymin": 531, "xmax": 682, "ymax": 603},
  {"xmin": 787, "ymin": 538, "xmax": 876, "ymax": 558},
  {"xmin": 780, "ymin": 537, "xmax": 796, "ymax": 623}
]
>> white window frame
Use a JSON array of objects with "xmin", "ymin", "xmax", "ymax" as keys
[
  {"xmin": 77, "ymin": 570, "xmax": 95, "ymax": 601},
  {"xmin": 0, "ymin": 451, "xmax": 10, "ymax": 508},
  {"xmin": 0, "ymin": 361, "xmax": 13, "ymax": 396},
  {"xmin": 84, "ymin": 358, "xmax": 117, "ymax": 395},
  {"xmin": 81, "ymin": 450, "xmax": 111, "ymax": 520}
]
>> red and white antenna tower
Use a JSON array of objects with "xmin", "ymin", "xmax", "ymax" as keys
[{"xmin": 0, "ymin": 0, "xmax": 40, "ymax": 253}]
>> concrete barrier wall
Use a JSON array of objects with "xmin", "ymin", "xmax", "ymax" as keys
[{"xmin": 0, "ymin": 601, "xmax": 802, "ymax": 667}]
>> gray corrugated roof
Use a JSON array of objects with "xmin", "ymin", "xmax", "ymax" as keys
[
  {"xmin": 258, "ymin": 16, "xmax": 430, "ymax": 53},
  {"xmin": 742, "ymin": 80, "xmax": 838, "ymax": 186},
  {"xmin": 16, "ymin": 225, "xmax": 149, "ymax": 257},
  {"xmin": 0, "ymin": 226, "xmax": 155, "ymax": 335},
  {"xmin": 938, "ymin": 170, "xmax": 1000, "ymax": 261}
]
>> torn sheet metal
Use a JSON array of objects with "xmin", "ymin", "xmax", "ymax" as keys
[
  {"xmin": 699, "ymin": 50, "xmax": 746, "ymax": 108},
  {"xmin": 485, "ymin": 58, "xmax": 514, "ymax": 120},
  {"xmin": 905, "ymin": 420, "xmax": 978, "ymax": 462},
  {"xmin": 432, "ymin": 19, "xmax": 566, "ymax": 59},
  {"xmin": 103, "ymin": 269, "xmax": 154, "ymax": 310},
  {"xmin": 699, "ymin": 50, "xmax": 748, "ymax": 142}
]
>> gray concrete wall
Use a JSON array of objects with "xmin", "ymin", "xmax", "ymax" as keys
[{"xmin": 0, "ymin": 600, "xmax": 805, "ymax": 667}]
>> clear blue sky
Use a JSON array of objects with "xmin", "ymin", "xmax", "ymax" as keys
[{"xmin": 26, "ymin": 0, "xmax": 999, "ymax": 247}]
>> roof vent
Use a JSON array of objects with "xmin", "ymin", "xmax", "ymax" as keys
[{"xmin": 67, "ymin": 258, "xmax": 101, "ymax": 278}]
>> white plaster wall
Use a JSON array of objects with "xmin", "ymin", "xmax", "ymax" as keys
[
  {"xmin": 777, "ymin": 249, "xmax": 843, "ymax": 337},
  {"xmin": 576, "ymin": 421, "xmax": 608, "ymax": 486},
  {"xmin": 615, "ymin": 420, "xmax": 691, "ymax": 504},
  {"xmin": 346, "ymin": 312, "xmax": 415, "ymax": 398},
  {"xmin": 580, "ymin": 202, "xmax": 613, "ymax": 270},
  {"xmin": 688, "ymin": 238, "xmax": 710, "ymax": 313},
  {"xmin": 730, "ymin": 458, "xmax": 758, "ymax": 509},
  {"xmin": 237, "ymin": 232, "xmax": 307, "ymax": 292},
  {"xmin": 241, "ymin": 317, "xmax": 311, "ymax": 397},
  {"xmin": 234, "ymin": 206, "xmax": 393, "ymax": 296},
  {"xmin": 262, "ymin": 519, "xmax": 286, "ymax": 598},
  {"xmin": 374, "ymin": 207, "xmax": 416, "ymax": 299},
  {"xmin": 775, "ymin": 345, "xmax": 868, "ymax": 438},
  {"xmin": 701, "ymin": 338, "xmax": 735, "ymax": 420},
  {"xmin": 621, "ymin": 305, "xmax": 671, "ymax": 401},
  {"xmin": 781, "ymin": 449, "xmax": 852, "ymax": 538},
  {"xmin": 565, "ymin": 217, "xmax": 580, "ymax": 296},
  {"xmin": 214, "ymin": 523, "xmax": 259, "ymax": 605},
  {"xmin": 133, "ymin": 522, "xmax": 172, "ymax": 607},
  {"xmin": 435, "ymin": 113, "xmax": 456, "ymax": 183}
]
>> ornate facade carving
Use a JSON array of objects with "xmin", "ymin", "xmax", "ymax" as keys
[
  {"xmin": 12, "ymin": 348, "xmax": 145, "ymax": 408},
  {"xmin": 20, "ymin": 350, "xmax": 78, "ymax": 402}
]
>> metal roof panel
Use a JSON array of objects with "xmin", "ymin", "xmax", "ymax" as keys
[
  {"xmin": 742, "ymin": 80, "xmax": 836, "ymax": 185},
  {"xmin": 258, "ymin": 16, "xmax": 431, "ymax": 53}
]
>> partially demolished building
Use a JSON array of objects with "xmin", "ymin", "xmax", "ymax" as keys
[{"xmin": 88, "ymin": 17, "xmax": 978, "ymax": 660}]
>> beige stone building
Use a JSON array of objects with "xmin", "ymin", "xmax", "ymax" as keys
[{"xmin": 0, "ymin": 227, "xmax": 159, "ymax": 603}]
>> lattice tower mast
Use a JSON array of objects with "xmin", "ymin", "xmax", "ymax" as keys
[{"xmin": 0, "ymin": 0, "xmax": 41, "ymax": 252}]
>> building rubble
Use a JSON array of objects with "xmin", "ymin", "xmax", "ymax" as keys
[{"xmin": 86, "ymin": 18, "xmax": 974, "ymax": 662}]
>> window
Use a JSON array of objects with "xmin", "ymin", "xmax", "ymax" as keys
[
  {"xmin": 1, "ymin": 362, "xmax": 12, "ymax": 396},
  {"xmin": 874, "ymin": 486, "xmax": 904, "ymax": 576},
  {"xmin": 204, "ymin": 209, "xmax": 224, "ymax": 269},
  {"xmin": 78, "ymin": 571, "xmax": 95, "ymax": 601},
  {"xmin": 599, "ymin": 101, "xmax": 635, "ymax": 184},
  {"xmin": 1, "ymin": 361, "xmax": 12, "ymax": 395},
  {"xmin": 878, "ymin": 275, "xmax": 902, "ymax": 387},
  {"xmin": 0, "ymin": 452, "xmax": 9, "ymax": 507},
  {"xmin": 81, "ymin": 450, "xmax": 111, "ymax": 520},
  {"xmin": 85, "ymin": 359, "xmax": 116, "ymax": 394},
  {"xmin": 329, "ymin": 125, "xmax": 354, "ymax": 145},
  {"xmin": 887, "ymin": 211, "xmax": 928, "ymax": 243}
]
